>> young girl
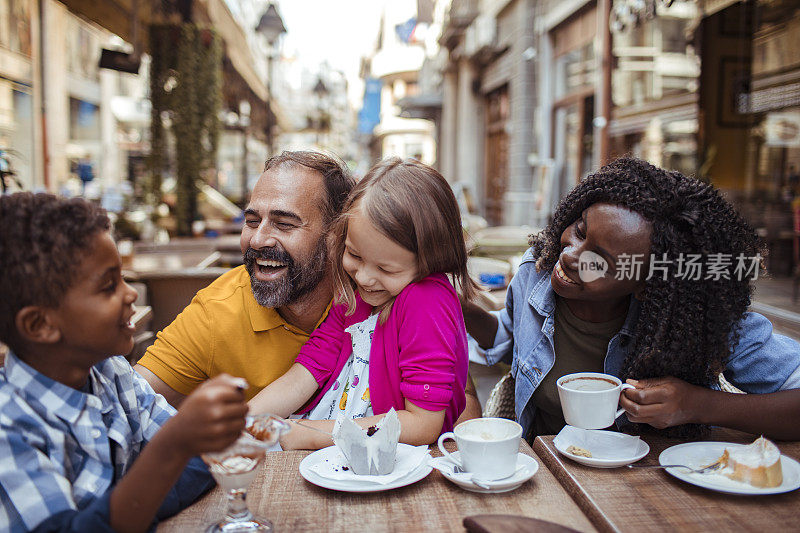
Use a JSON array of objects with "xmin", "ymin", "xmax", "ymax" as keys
[{"xmin": 248, "ymin": 158, "xmax": 478, "ymax": 449}]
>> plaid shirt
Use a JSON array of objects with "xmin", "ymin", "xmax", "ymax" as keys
[{"xmin": 0, "ymin": 352, "xmax": 213, "ymax": 532}]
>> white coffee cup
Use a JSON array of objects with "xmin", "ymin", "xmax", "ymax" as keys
[
  {"xmin": 437, "ymin": 417, "xmax": 522, "ymax": 480},
  {"xmin": 556, "ymin": 372, "xmax": 635, "ymax": 429}
]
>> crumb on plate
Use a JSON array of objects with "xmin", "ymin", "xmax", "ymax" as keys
[{"xmin": 566, "ymin": 445, "xmax": 592, "ymax": 458}]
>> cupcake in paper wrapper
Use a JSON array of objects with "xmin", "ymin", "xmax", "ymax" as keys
[{"xmin": 332, "ymin": 408, "xmax": 401, "ymax": 475}]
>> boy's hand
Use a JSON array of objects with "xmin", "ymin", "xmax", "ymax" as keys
[
  {"xmin": 163, "ymin": 374, "xmax": 249, "ymax": 457},
  {"xmin": 619, "ymin": 376, "xmax": 708, "ymax": 429}
]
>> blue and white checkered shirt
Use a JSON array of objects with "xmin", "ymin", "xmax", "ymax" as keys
[{"xmin": 0, "ymin": 351, "xmax": 213, "ymax": 532}]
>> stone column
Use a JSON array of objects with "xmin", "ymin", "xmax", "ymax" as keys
[
  {"xmin": 440, "ymin": 67, "xmax": 459, "ymax": 184},
  {"xmin": 456, "ymin": 58, "xmax": 482, "ymax": 214},
  {"xmin": 42, "ymin": 0, "xmax": 69, "ymax": 191},
  {"xmin": 506, "ymin": 0, "xmax": 538, "ymax": 226}
]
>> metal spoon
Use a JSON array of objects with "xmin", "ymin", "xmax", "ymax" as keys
[
  {"xmin": 453, "ymin": 463, "xmax": 527, "ymax": 489},
  {"xmin": 626, "ymin": 461, "xmax": 723, "ymax": 474},
  {"xmin": 292, "ymin": 419, "xmax": 334, "ymax": 436}
]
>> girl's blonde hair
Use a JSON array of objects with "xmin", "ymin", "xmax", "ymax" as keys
[{"xmin": 332, "ymin": 157, "xmax": 478, "ymax": 323}]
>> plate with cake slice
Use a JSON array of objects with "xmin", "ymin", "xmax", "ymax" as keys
[{"xmin": 659, "ymin": 437, "xmax": 800, "ymax": 495}]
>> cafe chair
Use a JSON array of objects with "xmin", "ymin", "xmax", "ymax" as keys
[
  {"xmin": 125, "ymin": 267, "xmax": 229, "ymax": 333},
  {"xmin": 793, "ymin": 202, "xmax": 800, "ymax": 302},
  {"xmin": 483, "ymin": 372, "xmax": 516, "ymax": 420},
  {"xmin": 719, "ymin": 373, "xmax": 745, "ymax": 394},
  {"xmin": 470, "ymin": 226, "xmax": 538, "ymax": 260}
]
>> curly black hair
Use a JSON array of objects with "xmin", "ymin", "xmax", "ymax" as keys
[
  {"xmin": 530, "ymin": 158, "xmax": 764, "ymax": 437},
  {"xmin": 0, "ymin": 192, "xmax": 110, "ymax": 351}
]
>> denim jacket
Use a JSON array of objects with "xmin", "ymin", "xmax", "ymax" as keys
[{"xmin": 484, "ymin": 249, "xmax": 800, "ymax": 437}]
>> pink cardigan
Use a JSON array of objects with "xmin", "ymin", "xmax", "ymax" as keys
[{"xmin": 294, "ymin": 273, "xmax": 468, "ymax": 433}]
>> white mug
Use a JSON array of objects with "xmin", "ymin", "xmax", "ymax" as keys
[
  {"xmin": 437, "ymin": 417, "xmax": 522, "ymax": 480},
  {"xmin": 556, "ymin": 372, "xmax": 635, "ymax": 429}
]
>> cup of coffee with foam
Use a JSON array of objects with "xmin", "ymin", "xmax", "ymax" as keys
[
  {"xmin": 557, "ymin": 372, "xmax": 635, "ymax": 429},
  {"xmin": 437, "ymin": 417, "xmax": 522, "ymax": 480}
]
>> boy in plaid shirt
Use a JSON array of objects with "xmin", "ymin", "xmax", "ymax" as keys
[{"xmin": 0, "ymin": 193, "xmax": 249, "ymax": 532}]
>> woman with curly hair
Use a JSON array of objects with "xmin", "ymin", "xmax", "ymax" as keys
[{"xmin": 464, "ymin": 157, "xmax": 800, "ymax": 440}]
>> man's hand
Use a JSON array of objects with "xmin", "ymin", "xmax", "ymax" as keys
[
  {"xmin": 620, "ymin": 376, "xmax": 708, "ymax": 429},
  {"xmin": 161, "ymin": 374, "xmax": 249, "ymax": 457}
]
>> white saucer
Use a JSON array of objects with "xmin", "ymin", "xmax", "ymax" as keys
[
  {"xmin": 298, "ymin": 445, "xmax": 432, "ymax": 493},
  {"xmin": 659, "ymin": 441, "xmax": 800, "ymax": 495},
  {"xmin": 553, "ymin": 430, "xmax": 650, "ymax": 468},
  {"xmin": 432, "ymin": 452, "xmax": 539, "ymax": 493}
]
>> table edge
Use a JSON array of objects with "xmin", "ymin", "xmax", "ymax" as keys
[{"xmin": 533, "ymin": 436, "xmax": 620, "ymax": 533}]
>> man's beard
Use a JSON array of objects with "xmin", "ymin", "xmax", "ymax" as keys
[{"xmin": 244, "ymin": 237, "xmax": 329, "ymax": 308}]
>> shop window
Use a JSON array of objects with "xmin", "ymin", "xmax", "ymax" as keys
[
  {"xmin": 611, "ymin": 10, "xmax": 698, "ymax": 107},
  {"xmin": 0, "ymin": 0, "xmax": 32, "ymax": 57},
  {"xmin": 66, "ymin": 18, "xmax": 100, "ymax": 81},
  {"xmin": 485, "ymin": 85, "xmax": 509, "ymax": 225},
  {"xmin": 69, "ymin": 98, "xmax": 100, "ymax": 141},
  {"xmin": 555, "ymin": 44, "xmax": 596, "ymax": 100}
]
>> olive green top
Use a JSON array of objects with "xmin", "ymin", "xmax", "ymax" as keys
[{"xmin": 530, "ymin": 296, "xmax": 627, "ymax": 438}]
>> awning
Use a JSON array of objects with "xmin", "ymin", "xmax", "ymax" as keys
[
  {"xmin": 110, "ymin": 96, "xmax": 151, "ymax": 125},
  {"xmin": 699, "ymin": 0, "xmax": 742, "ymax": 17},
  {"xmin": 196, "ymin": 0, "xmax": 267, "ymax": 102},
  {"xmin": 397, "ymin": 93, "xmax": 443, "ymax": 120},
  {"xmin": 58, "ymin": 0, "xmax": 267, "ymax": 102}
]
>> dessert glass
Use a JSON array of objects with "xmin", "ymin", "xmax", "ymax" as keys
[{"xmin": 202, "ymin": 414, "xmax": 291, "ymax": 532}]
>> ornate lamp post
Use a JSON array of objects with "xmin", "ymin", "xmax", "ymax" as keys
[
  {"xmin": 238, "ymin": 100, "xmax": 251, "ymax": 207},
  {"xmin": 255, "ymin": 3, "xmax": 286, "ymax": 157}
]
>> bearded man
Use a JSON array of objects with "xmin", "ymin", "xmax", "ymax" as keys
[
  {"xmin": 135, "ymin": 151, "xmax": 355, "ymax": 406},
  {"xmin": 135, "ymin": 151, "xmax": 481, "ymax": 424}
]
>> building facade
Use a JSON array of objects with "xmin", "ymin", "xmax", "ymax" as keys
[
  {"xmin": 432, "ymin": 0, "xmax": 800, "ymax": 277},
  {"xmin": 1, "ymin": 0, "xmax": 278, "ymax": 206},
  {"xmin": 360, "ymin": 0, "xmax": 438, "ymax": 167},
  {"xmin": 438, "ymin": 0, "xmax": 538, "ymax": 226}
]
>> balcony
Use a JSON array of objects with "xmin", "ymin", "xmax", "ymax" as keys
[
  {"xmin": 449, "ymin": 0, "xmax": 480, "ymax": 28},
  {"xmin": 371, "ymin": 47, "xmax": 426, "ymax": 80},
  {"xmin": 440, "ymin": 0, "xmax": 480, "ymax": 49}
]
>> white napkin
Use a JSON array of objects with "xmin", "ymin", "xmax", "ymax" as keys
[
  {"xmin": 429, "ymin": 456, "xmax": 476, "ymax": 483},
  {"xmin": 309, "ymin": 444, "xmax": 430, "ymax": 485},
  {"xmin": 429, "ymin": 456, "xmax": 527, "ymax": 485},
  {"xmin": 553, "ymin": 425, "xmax": 641, "ymax": 460}
]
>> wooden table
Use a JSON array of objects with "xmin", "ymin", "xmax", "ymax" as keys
[
  {"xmin": 126, "ymin": 250, "xmax": 221, "ymax": 274},
  {"xmin": 158, "ymin": 441, "xmax": 596, "ymax": 532},
  {"xmin": 534, "ymin": 429, "xmax": 800, "ymax": 532}
]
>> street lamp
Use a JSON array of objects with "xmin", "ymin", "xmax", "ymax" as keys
[
  {"xmin": 255, "ymin": 3, "xmax": 286, "ymax": 157},
  {"xmin": 312, "ymin": 78, "xmax": 329, "ymax": 148},
  {"xmin": 238, "ymin": 100, "xmax": 251, "ymax": 207}
]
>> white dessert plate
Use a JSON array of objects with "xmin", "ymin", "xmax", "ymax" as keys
[
  {"xmin": 659, "ymin": 442, "xmax": 800, "ymax": 495},
  {"xmin": 553, "ymin": 429, "xmax": 650, "ymax": 468},
  {"xmin": 298, "ymin": 444, "xmax": 432, "ymax": 493},
  {"xmin": 433, "ymin": 452, "xmax": 539, "ymax": 493}
]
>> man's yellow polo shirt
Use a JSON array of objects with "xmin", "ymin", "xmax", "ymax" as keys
[{"xmin": 137, "ymin": 265, "xmax": 330, "ymax": 401}]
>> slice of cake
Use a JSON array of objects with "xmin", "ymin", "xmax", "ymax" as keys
[{"xmin": 717, "ymin": 436, "xmax": 783, "ymax": 488}]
